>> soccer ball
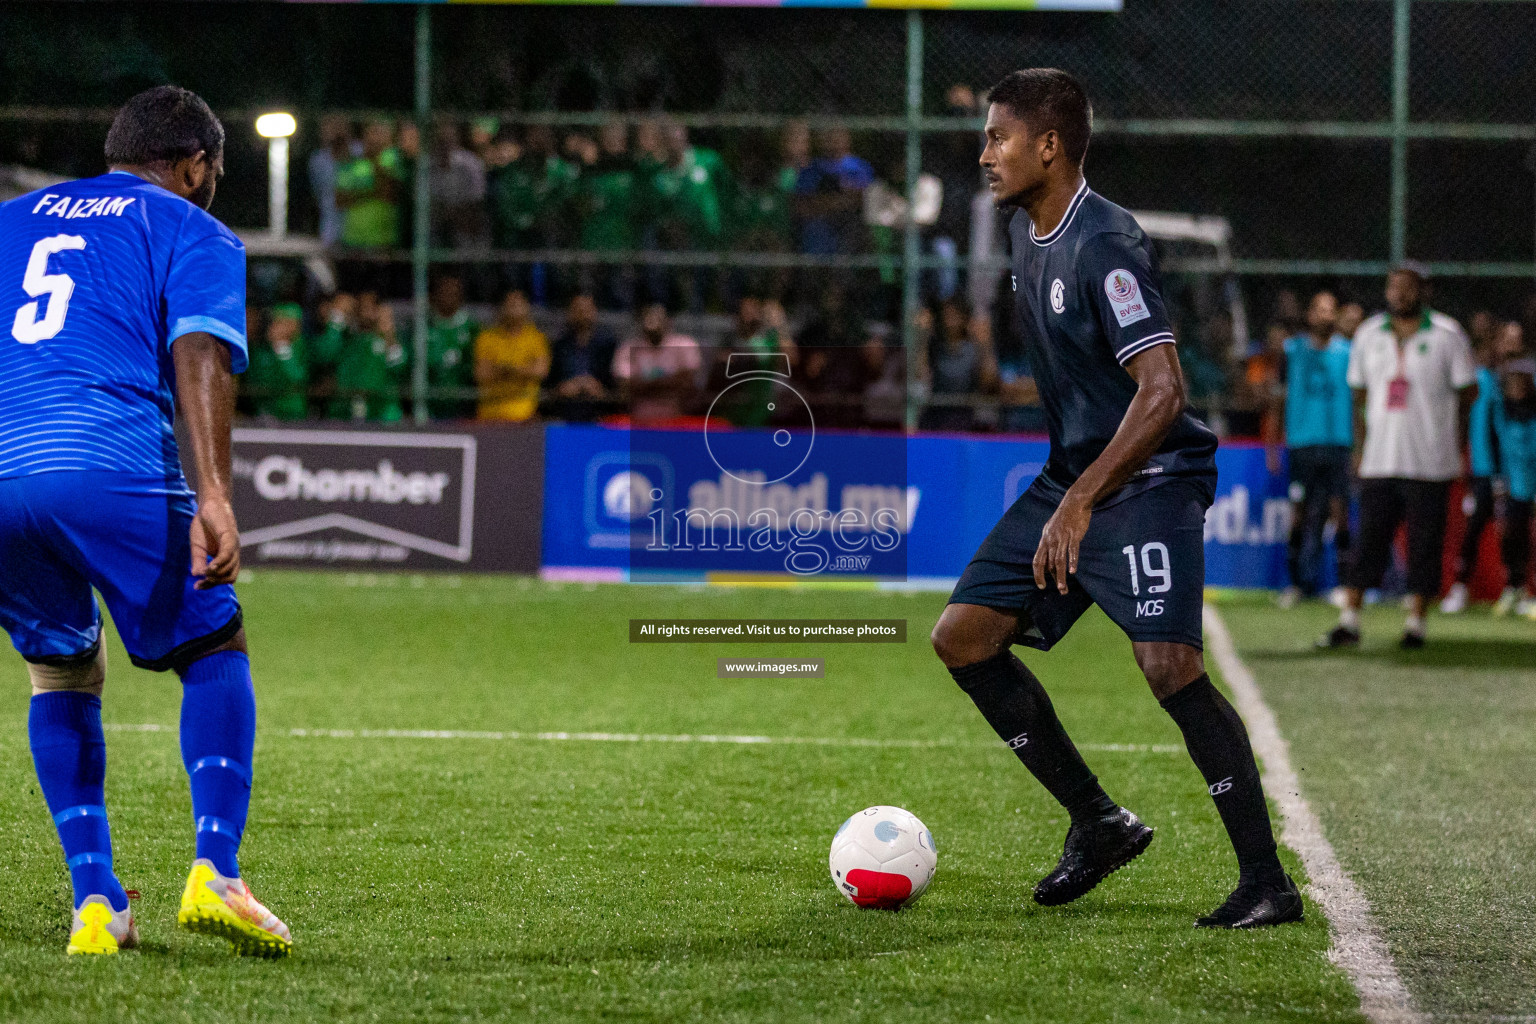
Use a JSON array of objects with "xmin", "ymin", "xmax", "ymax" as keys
[{"xmin": 828, "ymin": 806, "xmax": 937, "ymax": 909}]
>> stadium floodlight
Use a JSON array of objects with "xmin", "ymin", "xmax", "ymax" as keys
[
  {"xmin": 255, "ymin": 113, "xmax": 297, "ymax": 139},
  {"xmin": 256, "ymin": 113, "xmax": 296, "ymax": 239}
]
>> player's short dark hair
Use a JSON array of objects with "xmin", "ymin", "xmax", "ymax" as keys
[
  {"xmin": 987, "ymin": 68, "xmax": 1092, "ymax": 165},
  {"xmin": 104, "ymin": 86, "xmax": 224, "ymax": 167}
]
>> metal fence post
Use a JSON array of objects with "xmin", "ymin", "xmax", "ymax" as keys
[
  {"xmin": 412, "ymin": 2, "xmax": 432, "ymax": 424},
  {"xmin": 1390, "ymin": 0, "xmax": 1410, "ymax": 264},
  {"xmin": 902, "ymin": 8, "xmax": 923, "ymax": 433}
]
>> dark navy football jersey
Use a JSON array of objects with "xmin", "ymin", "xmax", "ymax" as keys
[{"xmin": 1007, "ymin": 180, "xmax": 1217, "ymax": 506}]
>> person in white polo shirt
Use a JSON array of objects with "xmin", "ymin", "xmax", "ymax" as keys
[{"xmin": 1320, "ymin": 263, "xmax": 1475, "ymax": 650}]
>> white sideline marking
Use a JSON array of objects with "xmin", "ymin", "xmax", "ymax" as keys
[
  {"xmin": 1204, "ymin": 605, "xmax": 1425, "ymax": 1024},
  {"xmin": 101, "ymin": 722, "xmax": 1180, "ymax": 755}
]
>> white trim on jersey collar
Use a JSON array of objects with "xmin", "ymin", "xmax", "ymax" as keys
[{"xmin": 1029, "ymin": 178, "xmax": 1090, "ymax": 247}]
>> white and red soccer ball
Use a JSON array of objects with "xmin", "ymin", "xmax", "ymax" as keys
[{"xmin": 828, "ymin": 806, "xmax": 937, "ymax": 909}]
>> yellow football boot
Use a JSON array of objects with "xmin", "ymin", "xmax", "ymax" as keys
[
  {"xmin": 67, "ymin": 893, "xmax": 139, "ymax": 955},
  {"xmin": 178, "ymin": 859, "xmax": 292, "ymax": 958}
]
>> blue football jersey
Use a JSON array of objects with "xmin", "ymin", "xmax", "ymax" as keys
[{"xmin": 0, "ymin": 171, "xmax": 247, "ymax": 483}]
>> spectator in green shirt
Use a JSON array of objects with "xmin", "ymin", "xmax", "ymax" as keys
[
  {"xmin": 637, "ymin": 119, "xmax": 724, "ymax": 310},
  {"xmin": 244, "ymin": 302, "xmax": 310, "ymax": 421},
  {"xmin": 574, "ymin": 120, "xmax": 640, "ymax": 309},
  {"xmin": 730, "ymin": 148, "xmax": 793, "ymax": 252},
  {"xmin": 307, "ymin": 291, "xmax": 354, "ymax": 373},
  {"xmin": 491, "ymin": 126, "xmax": 579, "ymax": 249},
  {"xmin": 666, "ymin": 121, "xmax": 730, "ymax": 217},
  {"xmin": 304, "ymin": 291, "xmax": 354, "ymax": 415},
  {"xmin": 655, "ymin": 120, "xmax": 724, "ymax": 248},
  {"xmin": 335, "ymin": 120, "xmax": 404, "ymax": 249},
  {"xmin": 577, "ymin": 120, "xmax": 638, "ymax": 253},
  {"xmin": 708, "ymin": 297, "xmax": 798, "ymax": 428},
  {"xmin": 427, "ymin": 271, "xmax": 478, "ymax": 420},
  {"xmin": 491, "ymin": 126, "xmax": 579, "ymax": 305},
  {"xmin": 329, "ymin": 290, "xmax": 408, "ymax": 422},
  {"xmin": 727, "ymin": 144, "xmax": 795, "ymax": 303}
]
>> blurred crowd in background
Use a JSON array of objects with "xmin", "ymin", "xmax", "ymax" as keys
[{"xmin": 239, "ymin": 103, "xmax": 1536, "ymax": 436}]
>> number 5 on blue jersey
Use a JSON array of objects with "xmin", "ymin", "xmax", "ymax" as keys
[{"xmin": 13, "ymin": 235, "xmax": 86, "ymax": 343}]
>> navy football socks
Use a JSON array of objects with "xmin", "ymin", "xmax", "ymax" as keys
[
  {"xmin": 180, "ymin": 651, "xmax": 256, "ymax": 879},
  {"xmin": 29, "ymin": 690, "xmax": 129, "ymax": 911},
  {"xmin": 1159, "ymin": 674, "xmax": 1285, "ymax": 884},
  {"xmin": 951, "ymin": 651, "xmax": 1117, "ymax": 823}
]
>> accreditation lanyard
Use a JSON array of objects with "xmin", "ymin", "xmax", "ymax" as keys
[{"xmin": 1386, "ymin": 332, "xmax": 1414, "ymax": 411}]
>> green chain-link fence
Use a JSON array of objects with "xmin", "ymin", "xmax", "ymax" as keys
[{"xmin": 1, "ymin": 0, "xmax": 1533, "ymax": 426}]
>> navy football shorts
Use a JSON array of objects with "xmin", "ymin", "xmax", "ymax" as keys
[
  {"xmin": 0, "ymin": 471, "xmax": 242, "ymax": 671},
  {"xmin": 948, "ymin": 478, "xmax": 1212, "ymax": 651}
]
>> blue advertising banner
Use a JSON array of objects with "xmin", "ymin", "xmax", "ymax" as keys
[
  {"xmin": 1203, "ymin": 443, "xmax": 1293, "ymax": 590},
  {"xmin": 542, "ymin": 425, "xmax": 1294, "ymax": 588},
  {"xmin": 542, "ymin": 424, "xmax": 910, "ymax": 581}
]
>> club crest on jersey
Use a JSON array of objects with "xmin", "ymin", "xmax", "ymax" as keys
[
  {"xmin": 1050, "ymin": 278, "xmax": 1065, "ymax": 314},
  {"xmin": 1104, "ymin": 269, "xmax": 1151, "ymax": 327}
]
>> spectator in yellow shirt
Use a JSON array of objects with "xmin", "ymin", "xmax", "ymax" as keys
[{"xmin": 475, "ymin": 289, "xmax": 550, "ymax": 421}]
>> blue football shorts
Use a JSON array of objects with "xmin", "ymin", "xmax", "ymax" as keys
[{"xmin": 0, "ymin": 471, "xmax": 242, "ymax": 672}]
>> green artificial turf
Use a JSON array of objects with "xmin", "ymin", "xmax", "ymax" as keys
[
  {"xmin": 0, "ymin": 573, "xmax": 1362, "ymax": 1023},
  {"xmin": 1215, "ymin": 593, "xmax": 1536, "ymax": 1021}
]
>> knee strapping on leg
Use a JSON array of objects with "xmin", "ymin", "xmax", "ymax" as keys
[{"xmin": 28, "ymin": 645, "xmax": 106, "ymax": 698}]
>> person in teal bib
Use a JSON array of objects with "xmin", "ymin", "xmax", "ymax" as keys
[
  {"xmin": 1274, "ymin": 291, "xmax": 1353, "ymax": 605},
  {"xmin": 1493, "ymin": 323, "xmax": 1536, "ymax": 616},
  {"xmin": 1442, "ymin": 312, "xmax": 1506, "ymax": 612},
  {"xmin": 1496, "ymin": 353, "xmax": 1536, "ymax": 616}
]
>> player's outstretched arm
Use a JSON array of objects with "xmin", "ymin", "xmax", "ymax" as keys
[
  {"xmin": 1034, "ymin": 344, "xmax": 1186, "ymax": 594},
  {"xmin": 174, "ymin": 331, "xmax": 240, "ymax": 589}
]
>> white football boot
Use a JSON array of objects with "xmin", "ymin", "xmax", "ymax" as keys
[{"xmin": 1438, "ymin": 582, "xmax": 1469, "ymax": 614}]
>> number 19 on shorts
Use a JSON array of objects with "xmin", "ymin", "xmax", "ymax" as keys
[{"xmin": 1122, "ymin": 542, "xmax": 1171, "ymax": 597}]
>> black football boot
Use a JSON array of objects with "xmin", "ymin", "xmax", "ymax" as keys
[
  {"xmin": 1033, "ymin": 807, "xmax": 1154, "ymax": 907},
  {"xmin": 1196, "ymin": 873, "xmax": 1304, "ymax": 928},
  {"xmin": 1316, "ymin": 624, "xmax": 1361, "ymax": 649}
]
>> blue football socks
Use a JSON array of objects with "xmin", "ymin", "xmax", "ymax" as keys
[
  {"xmin": 28, "ymin": 690, "xmax": 129, "ymax": 911},
  {"xmin": 180, "ymin": 651, "xmax": 256, "ymax": 879}
]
